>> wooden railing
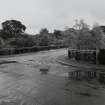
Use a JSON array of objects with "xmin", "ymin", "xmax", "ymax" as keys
[{"xmin": 68, "ymin": 49, "xmax": 99, "ymax": 64}]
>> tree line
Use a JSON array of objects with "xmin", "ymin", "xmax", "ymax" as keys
[{"xmin": 0, "ymin": 19, "xmax": 105, "ymax": 50}]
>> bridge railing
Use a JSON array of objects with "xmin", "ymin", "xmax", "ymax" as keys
[{"xmin": 68, "ymin": 49, "xmax": 99, "ymax": 64}]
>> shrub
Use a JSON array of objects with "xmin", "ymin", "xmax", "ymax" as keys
[{"xmin": 98, "ymin": 49, "xmax": 105, "ymax": 65}]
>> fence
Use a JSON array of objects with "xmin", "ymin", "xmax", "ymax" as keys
[{"xmin": 68, "ymin": 49, "xmax": 99, "ymax": 64}]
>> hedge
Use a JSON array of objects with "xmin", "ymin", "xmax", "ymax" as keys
[{"xmin": 0, "ymin": 45, "xmax": 67, "ymax": 56}]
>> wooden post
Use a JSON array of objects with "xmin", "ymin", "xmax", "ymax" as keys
[{"xmin": 99, "ymin": 72, "xmax": 105, "ymax": 84}]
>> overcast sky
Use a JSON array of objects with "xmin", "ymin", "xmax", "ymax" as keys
[{"xmin": 0, "ymin": 0, "xmax": 105, "ymax": 34}]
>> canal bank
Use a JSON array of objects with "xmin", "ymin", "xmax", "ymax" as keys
[
  {"xmin": 57, "ymin": 54, "xmax": 105, "ymax": 70},
  {"xmin": 57, "ymin": 54, "xmax": 105, "ymax": 84}
]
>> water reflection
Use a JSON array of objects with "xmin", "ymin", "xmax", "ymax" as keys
[
  {"xmin": 68, "ymin": 70, "xmax": 97, "ymax": 80},
  {"xmin": 68, "ymin": 69, "xmax": 105, "ymax": 84}
]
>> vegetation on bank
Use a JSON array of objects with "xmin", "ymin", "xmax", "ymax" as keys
[
  {"xmin": 0, "ymin": 19, "xmax": 105, "ymax": 55},
  {"xmin": 0, "ymin": 45, "xmax": 66, "ymax": 55}
]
